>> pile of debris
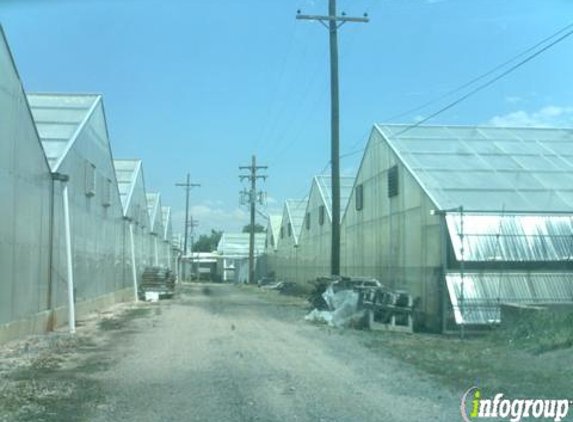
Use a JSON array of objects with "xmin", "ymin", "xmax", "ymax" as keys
[
  {"xmin": 139, "ymin": 267, "xmax": 176, "ymax": 301},
  {"xmin": 305, "ymin": 276, "xmax": 414, "ymax": 332}
]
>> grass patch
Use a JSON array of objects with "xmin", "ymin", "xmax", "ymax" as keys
[{"xmin": 364, "ymin": 324, "xmax": 573, "ymax": 398}]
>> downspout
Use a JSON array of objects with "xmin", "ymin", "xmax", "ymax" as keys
[
  {"xmin": 154, "ymin": 235, "xmax": 159, "ymax": 266},
  {"xmin": 128, "ymin": 220, "xmax": 139, "ymax": 302},
  {"xmin": 167, "ymin": 242, "xmax": 172, "ymax": 271},
  {"xmin": 47, "ymin": 174, "xmax": 56, "ymax": 328},
  {"xmin": 54, "ymin": 173, "xmax": 75, "ymax": 334}
]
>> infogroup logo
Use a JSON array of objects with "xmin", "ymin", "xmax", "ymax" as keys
[{"xmin": 461, "ymin": 387, "xmax": 572, "ymax": 422}]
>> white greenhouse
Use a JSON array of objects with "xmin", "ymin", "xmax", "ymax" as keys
[
  {"xmin": 0, "ymin": 28, "xmax": 53, "ymax": 341},
  {"xmin": 274, "ymin": 199, "xmax": 307, "ymax": 283},
  {"xmin": 342, "ymin": 124, "xmax": 573, "ymax": 331},
  {"xmin": 26, "ymin": 91, "xmax": 133, "ymax": 325},
  {"xmin": 146, "ymin": 192, "xmax": 165, "ymax": 268},
  {"xmin": 297, "ymin": 175, "xmax": 354, "ymax": 284},
  {"xmin": 216, "ymin": 233, "xmax": 266, "ymax": 282},
  {"xmin": 114, "ymin": 159, "xmax": 152, "ymax": 295}
]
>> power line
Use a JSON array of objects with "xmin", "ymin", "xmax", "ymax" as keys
[
  {"xmin": 254, "ymin": 19, "xmax": 298, "ymax": 153},
  {"xmin": 386, "ymin": 21, "xmax": 573, "ymax": 123},
  {"xmin": 392, "ymin": 26, "xmax": 573, "ymax": 137}
]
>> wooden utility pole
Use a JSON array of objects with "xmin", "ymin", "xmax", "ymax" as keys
[
  {"xmin": 297, "ymin": 1, "xmax": 368, "ymax": 276},
  {"xmin": 239, "ymin": 155, "xmax": 268, "ymax": 284},
  {"xmin": 175, "ymin": 173, "xmax": 200, "ymax": 281}
]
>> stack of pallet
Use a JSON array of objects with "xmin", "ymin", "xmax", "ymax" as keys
[{"xmin": 139, "ymin": 267, "xmax": 176, "ymax": 299}]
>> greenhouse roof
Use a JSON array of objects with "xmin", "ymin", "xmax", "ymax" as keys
[
  {"xmin": 267, "ymin": 215, "xmax": 282, "ymax": 248},
  {"xmin": 27, "ymin": 93, "xmax": 101, "ymax": 171},
  {"xmin": 285, "ymin": 199, "xmax": 308, "ymax": 244},
  {"xmin": 315, "ymin": 175, "xmax": 354, "ymax": 221},
  {"xmin": 376, "ymin": 124, "xmax": 573, "ymax": 213},
  {"xmin": 216, "ymin": 233, "xmax": 266, "ymax": 258},
  {"xmin": 161, "ymin": 206, "xmax": 172, "ymax": 241},
  {"xmin": 146, "ymin": 192, "xmax": 162, "ymax": 234},
  {"xmin": 113, "ymin": 159, "xmax": 141, "ymax": 214}
]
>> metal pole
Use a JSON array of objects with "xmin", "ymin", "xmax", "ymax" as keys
[
  {"xmin": 239, "ymin": 156, "xmax": 267, "ymax": 284},
  {"xmin": 176, "ymin": 173, "xmax": 200, "ymax": 282},
  {"xmin": 329, "ymin": 0, "xmax": 341, "ymax": 277},
  {"xmin": 62, "ymin": 184, "xmax": 76, "ymax": 334},
  {"xmin": 249, "ymin": 155, "xmax": 256, "ymax": 284},
  {"xmin": 129, "ymin": 222, "xmax": 138, "ymax": 302},
  {"xmin": 154, "ymin": 236, "xmax": 159, "ymax": 266},
  {"xmin": 183, "ymin": 173, "xmax": 190, "ymax": 280},
  {"xmin": 459, "ymin": 206, "xmax": 465, "ymax": 340}
]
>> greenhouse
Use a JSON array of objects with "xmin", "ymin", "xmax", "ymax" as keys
[
  {"xmin": 274, "ymin": 199, "xmax": 307, "ymax": 283},
  {"xmin": 216, "ymin": 233, "xmax": 266, "ymax": 282},
  {"xmin": 296, "ymin": 175, "xmax": 354, "ymax": 284},
  {"xmin": 114, "ymin": 159, "xmax": 151, "ymax": 297},
  {"xmin": 257, "ymin": 215, "xmax": 282, "ymax": 279},
  {"xmin": 146, "ymin": 192, "xmax": 165, "ymax": 267},
  {"xmin": 342, "ymin": 123, "xmax": 573, "ymax": 331},
  {"xmin": 27, "ymin": 92, "xmax": 131, "ymax": 313},
  {"xmin": 161, "ymin": 206, "xmax": 175, "ymax": 270},
  {"xmin": 0, "ymin": 28, "xmax": 52, "ymax": 339}
]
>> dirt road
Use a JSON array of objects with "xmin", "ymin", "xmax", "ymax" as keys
[{"xmin": 1, "ymin": 284, "xmax": 461, "ymax": 422}]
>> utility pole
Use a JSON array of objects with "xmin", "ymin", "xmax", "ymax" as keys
[
  {"xmin": 297, "ymin": 1, "xmax": 368, "ymax": 276},
  {"xmin": 188, "ymin": 216, "xmax": 199, "ymax": 280},
  {"xmin": 175, "ymin": 173, "xmax": 200, "ymax": 281},
  {"xmin": 239, "ymin": 155, "xmax": 268, "ymax": 284}
]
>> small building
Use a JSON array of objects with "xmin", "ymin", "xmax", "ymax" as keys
[
  {"xmin": 342, "ymin": 124, "xmax": 573, "ymax": 331},
  {"xmin": 187, "ymin": 252, "xmax": 218, "ymax": 281},
  {"xmin": 0, "ymin": 27, "xmax": 53, "ymax": 339},
  {"xmin": 216, "ymin": 233, "xmax": 266, "ymax": 282},
  {"xmin": 297, "ymin": 175, "xmax": 354, "ymax": 284},
  {"xmin": 146, "ymin": 192, "xmax": 165, "ymax": 267},
  {"xmin": 275, "ymin": 199, "xmax": 307, "ymax": 283}
]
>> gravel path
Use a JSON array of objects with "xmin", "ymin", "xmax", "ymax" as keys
[
  {"xmin": 0, "ymin": 283, "xmax": 463, "ymax": 421},
  {"xmin": 84, "ymin": 283, "xmax": 460, "ymax": 422}
]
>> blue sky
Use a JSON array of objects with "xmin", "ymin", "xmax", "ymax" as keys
[{"xmin": 2, "ymin": 0, "xmax": 573, "ymax": 235}]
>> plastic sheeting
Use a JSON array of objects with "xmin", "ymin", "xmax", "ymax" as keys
[
  {"xmin": 446, "ymin": 272, "xmax": 573, "ymax": 325},
  {"xmin": 305, "ymin": 285, "xmax": 360, "ymax": 328}
]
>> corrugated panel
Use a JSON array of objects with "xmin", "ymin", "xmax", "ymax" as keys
[
  {"xmin": 446, "ymin": 272, "xmax": 573, "ymax": 325},
  {"xmin": 446, "ymin": 214, "xmax": 573, "ymax": 261},
  {"xmin": 377, "ymin": 124, "xmax": 573, "ymax": 213}
]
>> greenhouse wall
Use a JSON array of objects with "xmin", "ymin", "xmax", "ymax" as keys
[
  {"xmin": 0, "ymin": 29, "xmax": 53, "ymax": 332},
  {"xmin": 261, "ymin": 215, "xmax": 281, "ymax": 278},
  {"xmin": 114, "ymin": 159, "xmax": 152, "ymax": 291},
  {"xmin": 341, "ymin": 128, "xmax": 443, "ymax": 330},
  {"xmin": 37, "ymin": 96, "xmax": 130, "ymax": 308},
  {"xmin": 162, "ymin": 206, "xmax": 173, "ymax": 270},
  {"xmin": 296, "ymin": 178, "xmax": 332, "ymax": 284},
  {"xmin": 275, "ymin": 200, "xmax": 306, "ymax": 283},
  {"xmin": 146, "ymin": 193, "xmax": 164, "ymax": 268}
]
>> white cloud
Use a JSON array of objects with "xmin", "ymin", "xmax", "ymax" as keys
[
  {"xmin": 487, "ymin": 106, "xmax": 573, "ymax": 128},
  {"xmin": 171, "ymin": 203, "xmax": 249, "ymax": 236},
  {"xmin": 504, "ymin": 96, "xmax": 523, "ymax": 104}
]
